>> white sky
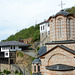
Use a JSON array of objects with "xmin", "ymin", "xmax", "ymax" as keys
[{"xmin": 0, "ymin": 0, "xmax": 75, "ymax": 41}]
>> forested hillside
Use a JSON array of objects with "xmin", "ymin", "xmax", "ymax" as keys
[
  {"xmin": 2, "ymin": 24, "xmax": 40, "ymax": 42},
  {"xmin": 66, "ymin": 6, "xmax": 75, "ymax": 15},
  {"xmin": 2, "ymin": 6, "xmax": 75, "ymax": 42}
]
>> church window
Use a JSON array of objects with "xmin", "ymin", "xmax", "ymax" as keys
[
  {"xmin": 51, "ymin": 20, "xmax": 53, "ymax": 22},
  {"xmin": 59, "ymin": 19, "xmax": 62, "ymax": 37},
  {"xmin": 34, "ymin": 66, "xmax": 36, "ymax": 72},
  {"xmin": 69, "ymin": 19, "xmax": 71, "ymax": 38},
  {"xmin": 38, "ymin": 66, "xmax": 40, "ymax": 72}
]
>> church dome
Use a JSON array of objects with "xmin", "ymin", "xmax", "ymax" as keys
[
  {"xmin": 55, "ymin": 10, "xmax": 69, "ymax": 16},
  {"xmin": 32, "ymin": 58, "xmax": 41, "ymax": 64}
]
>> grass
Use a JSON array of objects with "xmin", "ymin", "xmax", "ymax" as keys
[
  {"xmin": 0, "ymin": 72, "xmax": 2, "ymax": 74},
  {"xmin": 14, "ymin": 70, "xmax": 22, "ymax": 75},
  {"xmin": 17, "ymin": 52, "xmax": 24, "ymax": 57},
  {"xmin": 3, "ymin": 69, "xmax": 11, "ymax": 74}
]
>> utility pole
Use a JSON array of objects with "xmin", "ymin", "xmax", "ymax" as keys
[{"xmin": 35, "ymin": 20, "xmax": 37, "ymax": 26}]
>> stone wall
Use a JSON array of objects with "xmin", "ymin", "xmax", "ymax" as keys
[
  {"xmin": 49, "ymin": 15, "xmax": 75, "ymax": 41},
  {"xmin": 40, "ymin": 31, "xmax": 50, "ymax": 47},
  {"xmin": 47, "ymin": 43, "xmax": 75, "ymax": 51},
  {"xmin": 40, "ymin": 47, "xmax": 75, "ymax": 75},
  {"xmin": 0, "ymin": 64, "xmax": 10, "ymax": 72}
]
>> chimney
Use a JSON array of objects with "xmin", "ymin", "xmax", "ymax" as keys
[{"xmin": 26, "ymin": 40, "xmax": 28, "ymax": 44}]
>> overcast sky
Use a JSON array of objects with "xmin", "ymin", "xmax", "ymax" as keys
[{"xmin": 0, "ymin": 0, "xmax": 75, "ymax": 41}]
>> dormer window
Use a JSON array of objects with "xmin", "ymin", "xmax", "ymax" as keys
[
  {"xmin": 11, "ymin": 46, "xmax": 12, "ymax": 49},
  {"xmin": 11, "ymin": 46, "xmax": 15, "ymax": 49},
  {"xmin": 13, "ymin": 46, "xmax": 15, "ymax": 49}
]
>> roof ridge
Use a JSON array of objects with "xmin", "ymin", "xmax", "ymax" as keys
[{"xmin": 39, "ymin": 45, "xmax": 75, "ymax": 57}]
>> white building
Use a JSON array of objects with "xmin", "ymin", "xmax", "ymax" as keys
[
  {"xmin": 39, "ymin": 20, "xmax": 50, "ymax": 47},
  {"xmin": 0, "ymin": 41, "xmax": 31, "ymax": 64}
]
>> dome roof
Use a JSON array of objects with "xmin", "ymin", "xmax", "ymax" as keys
[
  {"xmin": 32, "ymin": 58, "xmax": 41, "ymax": 64},
  {"xmin": 55, "ymin": 10, "xmax": 69, "ymax": 17}
]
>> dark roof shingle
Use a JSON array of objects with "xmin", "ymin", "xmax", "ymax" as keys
[
  {"xmin": 32, "ymin": 73, "xmax": 42, "ymax": 75},
  {"xmin": 0, "ymin": 41, "xmax": 31, "ymax": 47},
  {"xmin": 46, "ymin": 64, "xmax": 75, "ymax": 71},
  {"xmin": 32, "ymin": 58, "xmax": 41, "ymax": 64},
  {"xmin": 45, "ymin": 40, "xmax": 75, "ymax": 45},
  {"xmin": 37, "ymin": 46, "xmax": 47, "ymax": 57},
  {"xmin": 39, "ymin": 45, "xmax": 75, "ymax": 57}
]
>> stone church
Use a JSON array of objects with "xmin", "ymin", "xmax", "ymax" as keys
[{"xmin": 32, "ymin": 9, "xmax": 75, "ymax": 75}]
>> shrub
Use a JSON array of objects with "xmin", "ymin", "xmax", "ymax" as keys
[
  {"xmin": 3, "ymin": 69, "xmax": 11, "ymax": 74},
  {"xmin": 17, "ymin": 52, "xmax": 24, "ymax": 57},
  {"xmin": 15, "ymin": 70, "xmax": 18, "ymax": 74},
  {"xmin": 15, "ymin": 70, "xmax": 22, "ymax": 75},
  {"xmin": 37, "ymin": 47, "xmax": 40, "ymax": 51},
  {"xmin": 0, "ymin": 72, "xmax": 2, "ymax": 74}
]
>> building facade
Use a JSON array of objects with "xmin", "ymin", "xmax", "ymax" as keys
[
  {"xmin": 39, "ymin": 20, "xmax": 50, "ymax": 47},
  {"xmin": 32, "ymin": 10, "xmax": 75, "ymax": 75},
  {"xmin": 0, "ymin": 41, "xmax": 31, "ymax": 64}
]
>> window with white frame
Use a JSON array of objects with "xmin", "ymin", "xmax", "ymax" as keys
[
  {"xmin": 41, "ymin": 26, "xmax": 42, "ymax": 30},
  {"xmin": 11, "ymin": 46, "xmax": 15, "ymax": 49},
  {"xmin": 43, "ymin": 26, "xmax": 44, "ymax": 30},
  {"xmin": 5, "ymin": 52, "xmax": 9, "ymax": 57},
  {"xmin": 6, "ymin": 53, "xmax": 8, "ymax": 56}
]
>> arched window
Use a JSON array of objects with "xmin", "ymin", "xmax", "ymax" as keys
[
  {"xmin": 43, "ymin": 26, "xmax": 44, "ymax": 30},
  {"xmin": 34, "ymin": 66, "xmax": 36, "ymax": 72},
  {"xmin": 59, "ymin": 19, "xmax": 62, "ymax": 37},
  {"xmin": 38, "ymin": 66, "xmax": 40, "ymax": 72},
  {"xmin": 69, "ymin": 19, "xmax": 71, "ymax": 38}
]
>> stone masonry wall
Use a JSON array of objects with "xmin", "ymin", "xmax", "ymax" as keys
[
  {"xmin": 49, "ymin": 16, "xmax": 75, "ymax": 41},
  {"xmin": 47, "ymin": 43, "xmax": 75, "ymax": 51},
  {"xmin": 40, "ymin": 47, "xmax": 75, "ymax": 75}
]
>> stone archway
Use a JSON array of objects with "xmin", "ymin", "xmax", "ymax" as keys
[
  {"xmin": 47, "ymin": 53, "xmax": 73, "ymax": 75},
  {"xmin": 48, "ymin": 53, "xmax": 69, "ymax": 65}
]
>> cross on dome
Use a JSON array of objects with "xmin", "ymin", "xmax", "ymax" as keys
[{"xmin": 58, "ymin": 1, "xmax": 65, "ymax": 10}]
